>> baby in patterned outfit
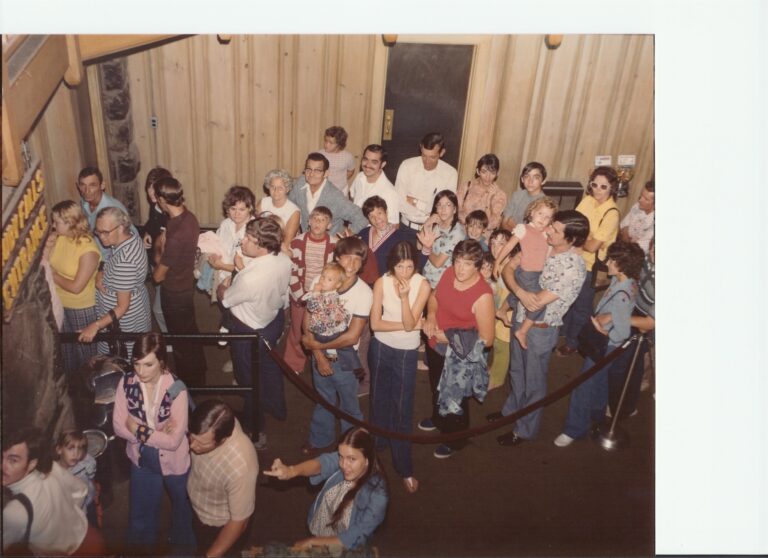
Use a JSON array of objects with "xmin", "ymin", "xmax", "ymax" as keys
[{"xmin": 302, "ymin": 262, "xmax": 363, "ymax": 375}]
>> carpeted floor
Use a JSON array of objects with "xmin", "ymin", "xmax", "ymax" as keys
[{"xmin": 101, "ymin": 287, "xmax": 654, "ymax": 557}]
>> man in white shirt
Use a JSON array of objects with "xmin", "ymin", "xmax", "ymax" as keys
[
  {"xmin": 3, "ymin": 427, "xmax": 104, "ymax": 556},
  {"xmin": 395, "ymin": 132, "xmax": 458, "ymax": 230},
  {"xmin": 218, "ymin": 216, "xmax": 292, "ymax": 448},
  {"xmin": 349, "ymin": 144, "xmax": 400, "ymax": 225},
  {"xmin": 619, "ymin": 180, "xmax": 655, "ymax": 254}
]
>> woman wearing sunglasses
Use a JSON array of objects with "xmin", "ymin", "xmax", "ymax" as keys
[{"xmin": 556, "ymin": 166, "xmax": 621, "ymax": 357}]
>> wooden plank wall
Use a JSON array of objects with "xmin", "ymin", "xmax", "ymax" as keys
[{"xmin": 35, "ymin": 34, "xmax": 653, "ymax": 225}]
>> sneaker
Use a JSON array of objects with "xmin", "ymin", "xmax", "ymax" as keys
[
  {"xmin": 253, "ymin": 432, "xmax": 268, "ymax": 451},
  {"xmin": 418, "ymin": 418, "xmax": 437, "ymax": 432},
  {"xmin": 554, "ymin": 433, "xmax": 574, "ymax": 447},
  {"xmin": 433, "ymin": 444, "xmax": 455, "ymax": 459},
  {"xmin": 218, "ymin": 326, "xmax": 229, "ymax": 347}
]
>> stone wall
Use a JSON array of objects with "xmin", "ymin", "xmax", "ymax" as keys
[{"xmin": 99, "ymin": 58, "xmax": 141, "ymax": 223}]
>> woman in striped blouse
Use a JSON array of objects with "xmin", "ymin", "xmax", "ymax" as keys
[{"xmin": 79, "ymin": 206, "xmax": 151, "ymax": 358}]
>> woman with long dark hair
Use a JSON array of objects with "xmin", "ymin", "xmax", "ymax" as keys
[
  {"xmin": 418, "ymin": 189, "xmax": 466, "ymax": 289},
  {"xmin": 111, "ymin": 332, "xmax": 196, "ymax": 554},
  {"xmin": 369, "ymin": 240, "xmax": 431, "ymax": 493},
  {"xmin": 264, "ymin": 427, "xmax": 388, "ymax": 552}
]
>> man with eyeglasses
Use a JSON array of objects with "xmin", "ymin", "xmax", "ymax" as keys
[
  {"xmin": 76, "ymin": 166, "xmax": 133, "ymax": 260},
  {"xmin": 395, "ymin": 132, "xmax": 458, "ymax": 231},
  {"xmin": 289, "ymin": 152, "xmax": 368, "ymax": 237}
]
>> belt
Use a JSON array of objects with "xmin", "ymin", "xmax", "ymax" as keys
[
  {"xmin": 400, "ymin": 217, "xmax": 423, "ymax": 231},
  {"xmin": 530, "ymin": 322, "xmax": 552, "ymax": 329}
]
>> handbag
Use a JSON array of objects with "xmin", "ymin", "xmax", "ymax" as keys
[
  {"xmin": 590, "ymin": 206, "xmax": 620, "ymax": 288},
  {"xmin": 577, "ymin": 320, "xmax": 610, "ymax": 362},
  {"xmin": 106, "ymin": 309, "xmax": 129, "ymax": 360},
  {"xmin": 576, "ymin": 288, "xmax": 630, "ymax": 362}
]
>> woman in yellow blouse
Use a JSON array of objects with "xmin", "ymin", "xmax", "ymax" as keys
[{"xmin": 45, "ymin": 200, "xmax": 101, "ymax": 374}]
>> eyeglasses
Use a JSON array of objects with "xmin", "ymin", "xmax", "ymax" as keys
[
  {"xmin": 304, "ymin": 168, "xmax": 325, "ymax": 175},
  {"xmin": 95, "ymin": 224, "xmax": 121, "ymax": 237},
  {"xmin": 589, "ymin": 182, "xmax": 610, "ymax": 191}
]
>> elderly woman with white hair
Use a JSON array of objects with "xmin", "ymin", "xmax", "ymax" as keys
[
  {"xmin": 78, "ymin": 206, "xmax": 151, "ymax": 357},
  {"xmin": 256, "ymin": 168, "xmax": 301, "ymax": 252}
]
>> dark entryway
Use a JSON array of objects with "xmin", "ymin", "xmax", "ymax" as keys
[{"xmin": 381, "ymin": 43, "xmax": 474, "ymax": 183}]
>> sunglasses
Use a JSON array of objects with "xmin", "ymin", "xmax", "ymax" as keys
[{"xmin": 589, "ymin": 182, "xmax": 610, "ymax": 191}]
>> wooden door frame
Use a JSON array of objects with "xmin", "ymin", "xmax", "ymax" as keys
[{"xmin": 368, "ymin": 34, "xmax": 509, "ymax": 183}]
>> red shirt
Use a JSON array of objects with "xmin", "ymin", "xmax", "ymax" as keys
[{"xmin": 430, "ymin": 266, "xmax": 492, "ymax": 347}]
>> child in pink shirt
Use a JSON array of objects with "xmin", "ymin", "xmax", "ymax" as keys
[{"xmin": 495, "ymin": 197, "xmax": 558, "ymax": 349}]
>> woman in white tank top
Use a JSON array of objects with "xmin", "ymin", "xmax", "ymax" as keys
[
  {"xmin": 257, "ymin": 169, "xmax": 301, "ymax": 253},
  {"xmin": 368, "ymin": 240, "xmax": 431, "ymax": 494}
]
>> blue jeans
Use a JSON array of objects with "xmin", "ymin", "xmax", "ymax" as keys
[
  {"xmin": 507, "ymin": 268, "xmax": 545, "ymax": 322},
  {"xmin": 128, "ymin": 462, "xmax": 195, "ymax": 553},
  {"xmin": 560, "ymin": 270, "xmax": 595, "ymax": 349},
  {"xmin": 501, "ymin": 322, "xmax": 559, "ymax": 440},
  {"xmin": 229, "ymin": 311, "xmax": 287, "ymax": 434},
  {"xmin": 309, "ymin": 358, "xmax": 364, "ymax": 448},
  {"xmin": 368, "ymin": 337, "xmax": 417, "ymax": 478},
  {"xmin": 562, "ymin": 353, "xmax": 613, "ymax": 439}
]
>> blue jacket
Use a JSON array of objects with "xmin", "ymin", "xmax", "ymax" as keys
[
  {"xmin": 308, "ymin": 451, "xmax": 388, "ymax": 550},
  {"xmin": 289, "ymin": 178, "xmax": 368, "ymax": 236}
]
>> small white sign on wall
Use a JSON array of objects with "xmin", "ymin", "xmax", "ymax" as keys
[
  {"xmin": 618, "ymin": 155, "xmax": 636, "ymax": 167},
  {"xmin": 595, "ymin": 155, "xmax": 612, "ymax": 167}
]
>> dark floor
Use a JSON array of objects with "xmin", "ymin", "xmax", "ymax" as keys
[{"xmin": 101, "ymin": 287, "xmax": 654, "ymax": 557}]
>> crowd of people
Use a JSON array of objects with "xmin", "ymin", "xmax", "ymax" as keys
[{"xmin": 3, "ymin": 127, "xmax": 655, "ymax": 556}]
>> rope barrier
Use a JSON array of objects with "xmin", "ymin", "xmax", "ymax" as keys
[
  {"xmin": 262, "ymin": 335, "xmax": 636, "ymax": 445},
  {"xmin": 60, "ymin": 331, "xmax": 636, "ymax": 445}
]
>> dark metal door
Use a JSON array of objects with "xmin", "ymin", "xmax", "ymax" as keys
[{"xmin": 381, "ymin": 43, "xmax": 474, "ymax": 183}]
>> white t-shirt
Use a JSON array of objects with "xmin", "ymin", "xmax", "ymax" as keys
[
  {"xmin": 349, "ymin": 171, "xmax": 400, "ymax": 224},
  {"xmin": 309, "ymin": 275, "xmax": 372, "ymax": 350},
  {"xmin": 260, "ymin": 196, "xmax": 300, "ymax": 228},
  {"xmin": 374, "ymin": 272, "xmax": 426, "ymax": 350}
]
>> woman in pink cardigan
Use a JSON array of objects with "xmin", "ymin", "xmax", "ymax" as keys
[{"xmin": 112, "ymin": 332, "xmax": 195, "ymax": 554}]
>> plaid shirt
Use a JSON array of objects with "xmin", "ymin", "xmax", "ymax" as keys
[{"xmin": 188, "ymin": 420, "xmax": 259, "ymax": 526}]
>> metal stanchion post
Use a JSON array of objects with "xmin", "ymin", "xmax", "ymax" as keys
[
  {"xmin": 593, "ymin": 333, "xmax": 645, "ymax": 451},
  {"xmin": 250, "ymin": 334, "xmax": 260, "ymax": 441}
]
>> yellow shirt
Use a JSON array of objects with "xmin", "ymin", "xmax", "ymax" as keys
[
  {"xmin": 49, "ymin": 235, "xmax": 101, "ymax": 309},
  {"xmin": 575, "ymin": 196, "xmax": 620, "ymax": 271}
]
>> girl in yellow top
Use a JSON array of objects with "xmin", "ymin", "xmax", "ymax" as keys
[{"xmin": 45, "ymin": 200, "xmax": 101, "ymax": 374}]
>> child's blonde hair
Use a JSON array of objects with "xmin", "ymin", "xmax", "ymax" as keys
[
  {"xmin": 55, "ymin": 430, "xmax": 87, "ymax": 454},
  {"xmin": 322, "ymin": 261, "xmax": 347, "ymax": 283},
  {"xmin": 523, "ymin": 196, "xmax": 558, "ymax": 223}
]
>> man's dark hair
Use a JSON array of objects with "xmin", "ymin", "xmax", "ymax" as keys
[
  {"xmin": 554, "ymin": 209, "xmax": 590, "ymax": 248},
  {"xmin": 2, "ymin": 427, "xmax": 52, "ymax": 474},
  {"xmin": 334, "ymin": 236, "xmax": 368, "ymax": 266},
  {"xmin": 452, "ymin": 239, "xmax": 485, "ymax": 269},
  {"xmin": 306, "ymin": 152, "xmax": 330, "ymax": 172},
  {"xmin": 363, "ymin": 144, "xmax": 387, "ymax": 164},
  {"xmin": 246, "ymin": 215, "xmax": 283, "ymax": 255},
  {"xmin": 189, "ymin": 399, "xmax": 236, "ymax": 443},
  {"xmin": 78, "ymin": 166, "xmax": 103, "ymax": 184},
  {"xmin": 155, "ymin": 177, "xmax": 185, "ymax": 207},
  {"xmin": 420, "ymin": 132, "xmax": 445, "ymax": 151}
]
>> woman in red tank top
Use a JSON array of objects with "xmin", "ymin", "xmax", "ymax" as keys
[{"xmin": 419, "ymin": 240, "xmax": 495, "ymax": 459}]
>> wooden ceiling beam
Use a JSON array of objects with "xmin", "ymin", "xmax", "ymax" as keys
[{"xmin": 77, "ymin": 34, "xmax": 178, "ymax": 62}]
